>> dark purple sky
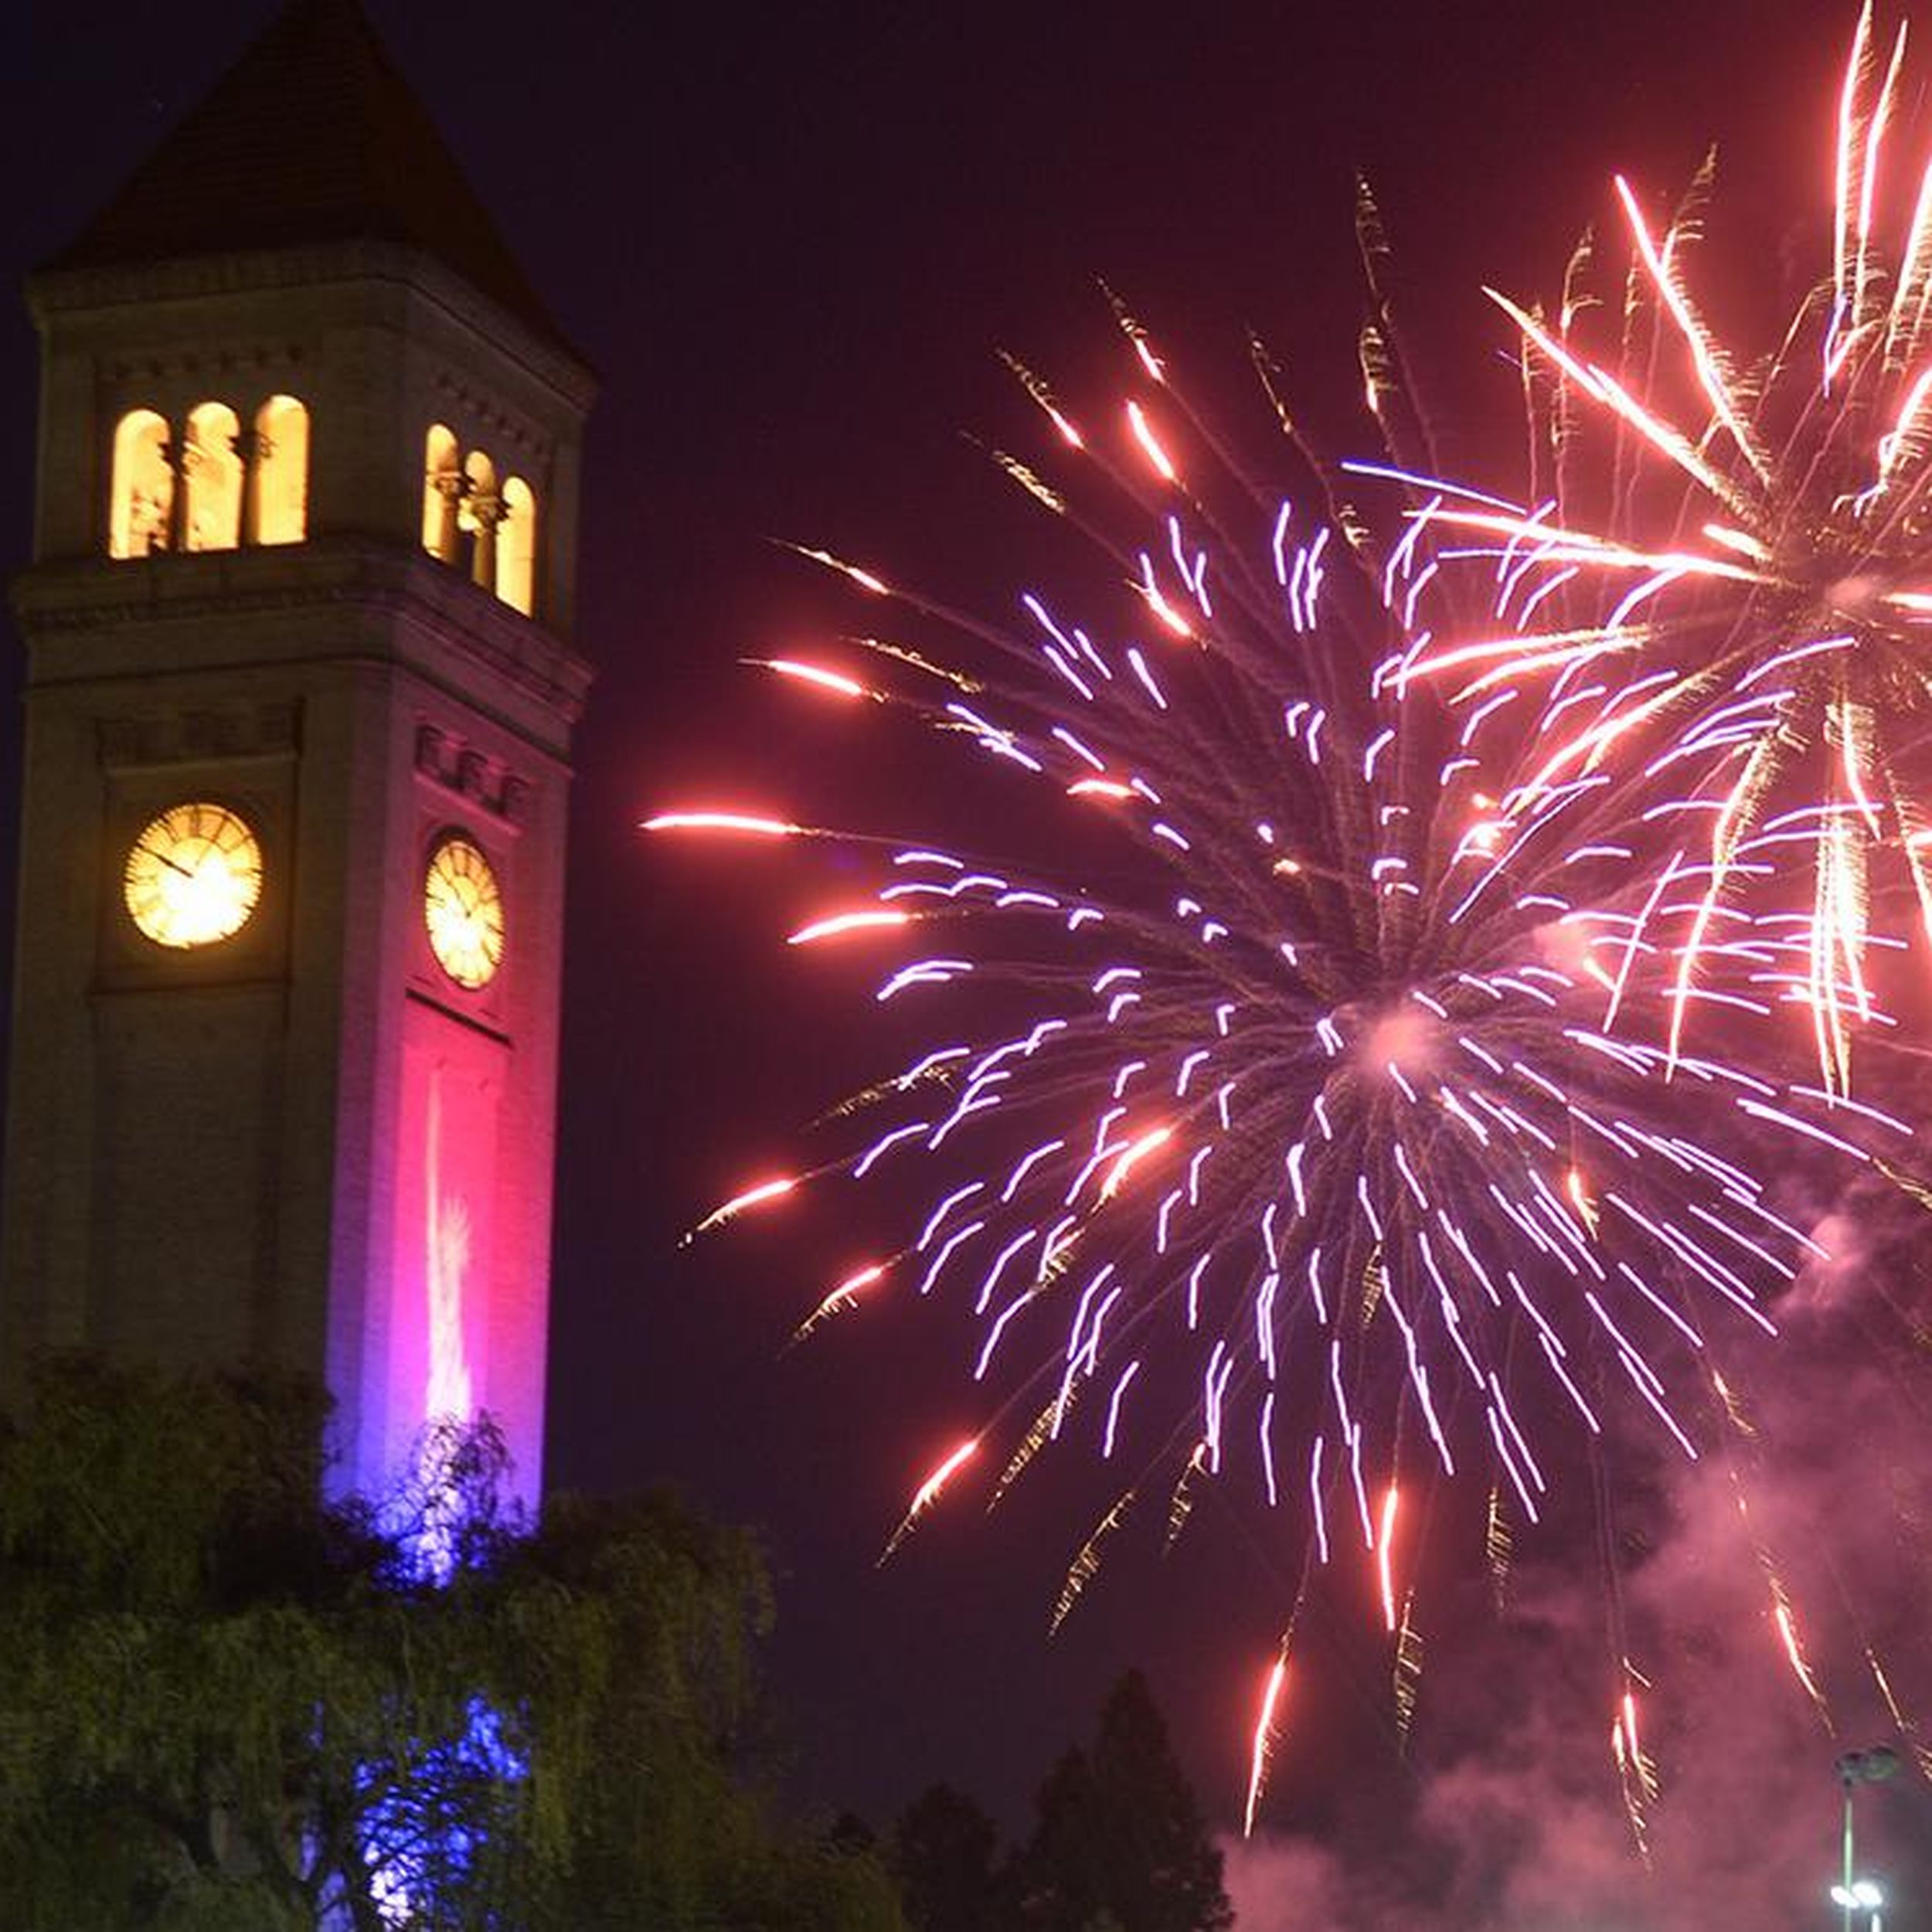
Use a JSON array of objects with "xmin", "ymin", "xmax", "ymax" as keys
[{"xmin": 8, "ymin": 5, "xmax": 1932, "ymax": 1926}]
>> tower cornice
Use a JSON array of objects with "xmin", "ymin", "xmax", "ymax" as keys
[
  {"xmin": 12, "ymin": 542, "xmax": 594, "ymax": 746},
  {"xmin": 30, "ymin": 239, "xmax": 596, "ymax": 415}
]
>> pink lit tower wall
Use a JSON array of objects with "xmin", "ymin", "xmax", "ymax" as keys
[{"xmin": 0, "ymin": 0, "xmax": 594, "ymax": 1511}]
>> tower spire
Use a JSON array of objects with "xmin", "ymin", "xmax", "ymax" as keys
[{"xmin": 52, "ymin": 0, "xmax": 566, "ymax": 350}]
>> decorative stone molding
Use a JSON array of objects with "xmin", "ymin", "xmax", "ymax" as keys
[
  {"xmin": 427, "ymin": 369, "xmax": 549, "ymax": 464},
  {"xmin": 97, "ymin": 699, "xmax": 301, "ymax": 770},
  {"xmin": 413, "ymin": 721, "xmax": 530, "ymax": 825}
]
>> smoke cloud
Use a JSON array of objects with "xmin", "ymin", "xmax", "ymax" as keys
[{"xmin": 1223, "ymin": 1171, "xmax": 1932, "ymax": 1930}]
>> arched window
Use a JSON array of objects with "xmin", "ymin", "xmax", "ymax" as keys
[
  {"xmin": 498, "ymin": 477, "xmax": 537, "ymax": 617},
  {"xmin": 421, "ymin": 429, "xmax": 541, "ymax": 618},
  {"xmin": 458, "ymin": 450, "xmax": 499, "ymax": 593},
  {"xmin": 109, "ymin": 409, "xmax": 174, "ymax": 558},
  {"xmin": 182, "ymin": 402, "xmax": 243, "ymax": 553},
  {"xmin": 422, "ymin": 424, "xmax": 461, "ymax": 563},
  {"xmin": 250, "ymin": 395, "xmax": 308, "ymax": 546}
]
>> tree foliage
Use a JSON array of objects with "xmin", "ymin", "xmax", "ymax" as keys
[
  {"xmin": 886, "ymin": 1671, "xmax": 1230, "ymax": 1932},
  {"xmin": 1013, "ymin": 1670, "xmax": 1233, "ymax": 1932},
  {"xmin": 0, "ymin": 1359, "xmax": 904, "ymax": 1930},
  {"xmin": 889, "ymin": 1781, "xmax": 1006, "ymax": 1932}
]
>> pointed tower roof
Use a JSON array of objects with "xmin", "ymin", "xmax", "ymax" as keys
[{"xmin": 49, "ymin": 0, "xmax": 564, "ymax": 349}]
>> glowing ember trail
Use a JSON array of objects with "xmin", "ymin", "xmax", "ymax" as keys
[
  {"xmin": 1126, "ymin": 399, "xmax": 1179, "ymax": 481},
  {"xmin": 687, "ymin": 1175, "xmax": 798, "ymax": 1240},
  {"xmin": 1774, "ymin": 1598, "xmax": 1832, "ymax": 1723},
  {"xmin": 795, "ymin": 1263, "xmax": 889, "ymax": 1341},
  {"xmin": 1611, "ymin": 1681, "xmax": 1659, "ymax": 1861},
  {"xmin": 1244, "ymin": 1657, "xmax": 1289, "ymax": 1838},
  {"xmin": 643, "ymin": 810, "xmax": 803, "ymax": 838},
  {"xmin": 783, "ymin": 542, "xmax": 890, "ymax": 596},
  {"xmin": 787, "ymin": 909, "xmax": 912, "ymax": 946},
  {"xmin": 883, "ymin": 1439, "xmax": 981, "ymax": 1561},
  {"xmin": 759, "ymin": 658, "xmax": 872, "ymax": 701},
  {"xmin": 1376, "ymin": 1482, "xmax": 1401, "ymax": 1633},
  {"xmin": 1098, "ymin": 1124, "xmax": 1174, "ymax": 1201}
]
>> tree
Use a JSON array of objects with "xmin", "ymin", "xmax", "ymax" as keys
[
  {"xmin": 890, "ymin": 1781, "xmax": 1007, "ymax": 1932},
  {"xmin": 0, "ymin": 1358, "xmax": 905, "ymax": 1930},
  {"xmin": 1015, "ymin": 1670, "xmax": 1232, "ymax": 1932},
  {"xmin": 1015, "ymin": 1748, "xmax": 1111, "ymax": 1931}
]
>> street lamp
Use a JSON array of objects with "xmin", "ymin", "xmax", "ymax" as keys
[
  {"xmin": 1834, "ymin": 1748, "xmax": 1900, "ymax": 1932},
  {"xmin": 1830, "ymin": 1878, "xmax": 1883, "ymax": 1932}
]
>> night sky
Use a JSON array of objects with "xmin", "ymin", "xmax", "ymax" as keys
[{"xmin": 8, "ymin": 4, "xmax": 1932, "ymax": 1926}]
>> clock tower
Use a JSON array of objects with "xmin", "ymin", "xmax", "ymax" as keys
[{"xmin": 1, "ymin": 0, "xmax": 594, "ymax": 1509}]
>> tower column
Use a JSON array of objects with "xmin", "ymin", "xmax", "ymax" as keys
[
  {"xmin": 467, "ymin": 485, "xmax": 502, "ymax": 592},
  {"xmin": 237, "ymin": 426, "xmax": 263, "ymax": 546}
]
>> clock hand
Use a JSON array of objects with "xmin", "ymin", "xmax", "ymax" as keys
[{"xmin": 138, "ymin": 838, "xmax": 197, "ymax": 880}]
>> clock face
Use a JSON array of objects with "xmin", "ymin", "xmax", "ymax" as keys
[
  {"xmin": 423, "ymin": 833, "xmax": 505, "ymax": 990},
  {"xmin": 124, "ymin": 801, "xmax": 264, "ymax": 949}
]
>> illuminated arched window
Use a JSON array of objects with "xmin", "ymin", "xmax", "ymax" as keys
[
  {"xmin": 498, "ymin": 477, "xmax": 537, "ymax": 616},
  {"xmin": 182, "ymin": 402, "xmax": 243, "ymax": 553},
  {"xmin": 109, "ymin": 408, "xmax": 174, "ymax": 558},
  {"xmin": 458, "ymin": 450, "xmax": 499, "ymax": 593},
  {"xmin": 251, "ymin": 395, "xmax": 308, "ymax": 546},
  {"xmin": 423, "ymin": 425, "xmax": 461, "ymax": 563}
]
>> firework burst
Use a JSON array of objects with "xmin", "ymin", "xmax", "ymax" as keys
[
  {"xmin": 1399, "ymin": 3, "xmax": 1932, "ymax": 1094},
  {"xmin": 648, "ymin": 302, "xmax": 1894, "ymax": 1767}
]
